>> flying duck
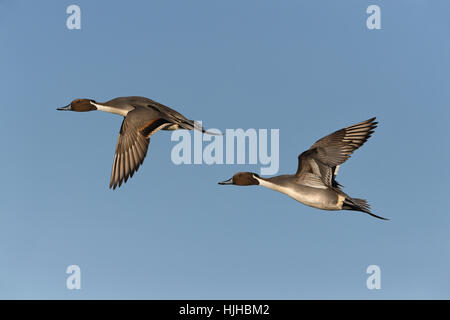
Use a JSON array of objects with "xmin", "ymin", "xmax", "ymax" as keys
[
  {"xmin": 58, "ymin": 96, "xmax": 215, "ymax": 189},
  {"xmin": 219, "ymin": 117, "xmax": 387, "ymax": 220}
]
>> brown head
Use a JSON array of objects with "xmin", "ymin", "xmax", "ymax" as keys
[
  {"xmin": 218, "ymin": 172, "xmax": 260, "ymax": 186},
  {"xmin": 57, "ymin": 99, "xmax": 97, "ymax": 112}
]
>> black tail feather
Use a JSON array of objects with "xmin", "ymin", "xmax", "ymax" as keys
[
  {"xmin": 189, "ymin": 120, "xmax": 222, "ymax": 136},
  {"xmin": 343, "ymin": 198, "xmax": 389, "ymax": 220}
]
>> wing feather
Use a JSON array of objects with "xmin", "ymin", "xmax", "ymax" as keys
[
  {"xmin": 109, "ymin": 109, "xmax": 170, "ymax": 189},
  {"xmin": 296, "ymin": 118, "xmax": 377, "ymax": 187}
]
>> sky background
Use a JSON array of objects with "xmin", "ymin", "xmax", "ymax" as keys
[{"xmin": 1, "ymin": 0, "xmax": 450, "ymax": 299}]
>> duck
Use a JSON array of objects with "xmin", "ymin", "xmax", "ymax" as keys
[
  {"xmin": 219, "ymin": 117, "xmax": 387, "ymax": 220},
  {"xmin": 58, "ymin": 96, "xmax": 216, "ymax": 189}
]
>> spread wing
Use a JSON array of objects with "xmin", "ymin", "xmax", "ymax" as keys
[
  {"xmin": 110, "ymin": 109, "xmax": 170, "ymax": 189},
  {"xmin": 296, "ymin": 117, "xmax": 377, "ymax": 187}
]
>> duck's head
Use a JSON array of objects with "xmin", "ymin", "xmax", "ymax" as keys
[
  {"xmin": 219, "ymin": 172, "xmax": 260, "ymax": 186},
  {"xmin": 57, "ymin": 99, "xmax": 97, "ymax": 112}
]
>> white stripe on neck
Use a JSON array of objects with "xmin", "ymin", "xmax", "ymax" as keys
[
  {"xmin": 90, "ymin": 102, "xmax": 133, "ymax": 117},
  {"xmin": 254, "ymin": 176, "xmax": 285, "ymax": 192}
]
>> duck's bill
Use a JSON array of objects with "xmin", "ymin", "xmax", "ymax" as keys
[
  {"xmin": 57, "ymin": 104, "xmax": 72, "ymax": 111},
  {"xmin": 218, "ymin": 178, "xmax": 233, "ymax": 185}
]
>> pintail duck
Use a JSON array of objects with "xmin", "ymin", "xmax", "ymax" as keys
[
  {"xmin": 58, "ymin": 96, "xmax": 216, "ymax": 189},
  {"xmin": 219, "ymin": 117, "xmax": 387, "ymax": 220}
]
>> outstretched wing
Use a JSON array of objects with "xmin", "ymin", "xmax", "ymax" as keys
[
  {"xmin": 296, "ymin": 117, "xmax": 377, "ymax": 187},
  {"xmin": 110, "ymin": 109, "xmax": 170, "ymax": 189}
]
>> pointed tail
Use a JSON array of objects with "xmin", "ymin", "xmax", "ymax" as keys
[
  {"xmin": 343, "ymin": 198, "xmax": 389, "ymax": 220},
  {"xmin": 190, "ymin": 120, "xmax": 222, "ymax": 136}
]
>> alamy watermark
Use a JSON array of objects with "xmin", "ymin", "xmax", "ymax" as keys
[
  {"xmin": 366, "ymin": 5, "xmax": 381, "ymax": 30},
  {"xmin": 66, "ymin": 265, "xmax": 81, "ymax": 290},
  {"xmin": 170, "ymin": 122, "xmax": 280, "ymax": 175},
  {"xmin": 366, "ymin": 265, "xmax": 381, "ymax": 290},
  {"xmin": 66, "ymin": 5, "xmax": 81, "ymax": 30}
]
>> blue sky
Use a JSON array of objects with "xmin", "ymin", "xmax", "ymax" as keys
[{"xmin": 1, "ymin": 0, "xmax": 450, "ymax": 299}]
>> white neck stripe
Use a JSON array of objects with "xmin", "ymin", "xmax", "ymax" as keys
[{"xmin": 90, "ymin": 102, "xmax": 132, "ymax": 117}]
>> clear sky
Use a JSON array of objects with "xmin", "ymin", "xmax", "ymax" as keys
[{"xmin": 1, "ymin": 0, "xmax": 450, "ymax": 299}]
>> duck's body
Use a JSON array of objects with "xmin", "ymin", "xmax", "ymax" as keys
[
  {"xmin": 255, "ymin": 175, "xmax": 345, "ymax": 210},
  {"xmin": 58, "ymin": 96, "xmax": 214, "ymax": 189},
  {"xmin": 219, "ymin": 117, "xmax": 387, "ymax": 220}
]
